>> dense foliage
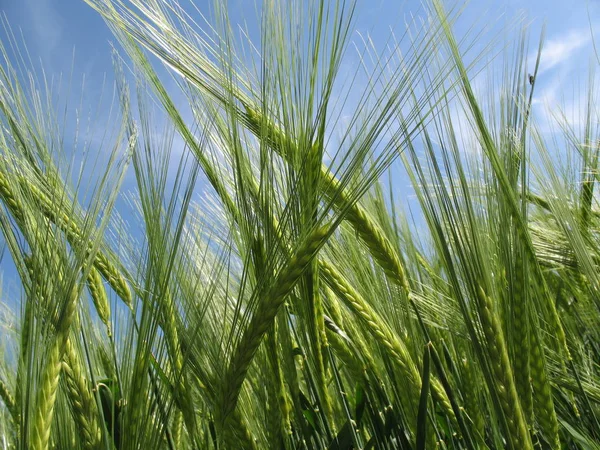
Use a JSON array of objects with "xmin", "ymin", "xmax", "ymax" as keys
[{"xmin": 0, "ymin": 0, "xmax": 599, "ymax": 448}]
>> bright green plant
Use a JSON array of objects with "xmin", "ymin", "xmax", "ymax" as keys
[{"xmin": 0, "ymin": 0, "xmax": 599, "ymax": 449}]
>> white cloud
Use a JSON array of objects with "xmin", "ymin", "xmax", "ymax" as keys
[
  {"xmin": 532, "ymin": 29, "xmax": 591, "ymax": 75},
  {"xmin": 25, "ymin": 0, "xmax": 63, "ymax": 56},
  {"xmin": 532, "ymin": 76, "xmax": 561, "ymax": 106}
]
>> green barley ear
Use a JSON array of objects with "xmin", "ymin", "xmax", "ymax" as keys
[
  {"xmin": 320, "ymin": 259, "xmax": 457, "ymax": 430},
  {"xmin": 0, "ymin": 376, "xmax": 16, "ymax": 422},
  {"xmin": 324, "ymin": 323, "xmax": 367, "ymax": 382},
  {"xmin": 416, "ymin": 343, "xmax": 431, "ymax": 450},
  {"xmin": 160, "ymin": 292, "xmax": 197, "ymax": 442},
  {"xmin": 62, "ymin": 339, "xmax": 103, "ymax": 450},
  {"xmin": 32, "ymin": 285, "xmax": 80, "ymax": 450},
  {"xmin": 31, "ymin": 341, "xmax": 63, "ymax": 450},
  {"xmin": 509, "ymin": 255, "xmax": 533, "ymax": 422},
  {"xmin": 218, "ymin": 225, "xmax": 330, "ymax": 432},
  {"xmin": 529, "ymin": 326, "xmax": 560, "ymax": 448},
  {"xmin": 20, "ymin": 178, "xmax": 133, "ymax": 307},
  {"xmin": 476, "ymin": 286, "xmax": 532, "ymax": 450},
  {"xmin": 0, "ymin": 171, "xmax": 24, "ymax": 223},
  {"xmin": 323, "ymin": 171, "xmax": 411, "ymax": 292},
  {"xmin": 265, "ymin": 328, "xmax": 292, "ymax": 441},
  {"xmin": 243, "ymin": 106, "xmax": 295, "ymax": 161},
  {"xmin": 22, "ymin": 251, "xmax": 105, "ymax": 448},
  {"xmin": 244, "ymin": 107, "xmax": 411, "ymax": 292},
  {"xmin": 320, "ymin": 259, "xmax": 421, "ymax": 389},
  {"xmin": 92, "ymin": 252, "xmax": 132, "ymax": 306},
  {"xmin": 86, "ymin": 267, "xmax": 111, "ymax": 329},
  {"xmin": 460, "ymin": 357, "xmax": 485, "ymax": 444},
  {"xmin": 1, "ymin": 168, "xmax": 132, "ymax": 309}
]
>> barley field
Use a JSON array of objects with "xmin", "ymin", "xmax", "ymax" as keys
[{"xmin": 0, "ymin": 0, "xmax": 599, "ymax": 448}]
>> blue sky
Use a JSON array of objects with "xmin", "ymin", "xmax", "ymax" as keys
[
  {"xmin": 0, "ymin": 0, "xmax": 598, "ymax": 132},
  {"xmin": 0, "ymin": 0, "xmax": 597, "ymax": 200},
  {"xmin": 1, "ymin": 0, "xmax": 598, "ymax": 99},
  {"xmin": 0, "ymin": 0, "xmax": 597, "ymax": 223},
  {"xmin": 0, "ymin": 0, "xmax": 598, "ymax": 205},
  {"xmin": 0, "ymin": 0, "xmax": 598, "ymax": 305}
]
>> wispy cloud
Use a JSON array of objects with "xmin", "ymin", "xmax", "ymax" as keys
[
  {"xmin": 529, "ymin": 26, "xmax": 596, "ymax": 130},
  {"xmin": 533, "ymin": 28, "xmax": 591, "ymax": 75},
  {"xmin": 24, "ymin": 0, "xmax": 63, "ymax": 57}
]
